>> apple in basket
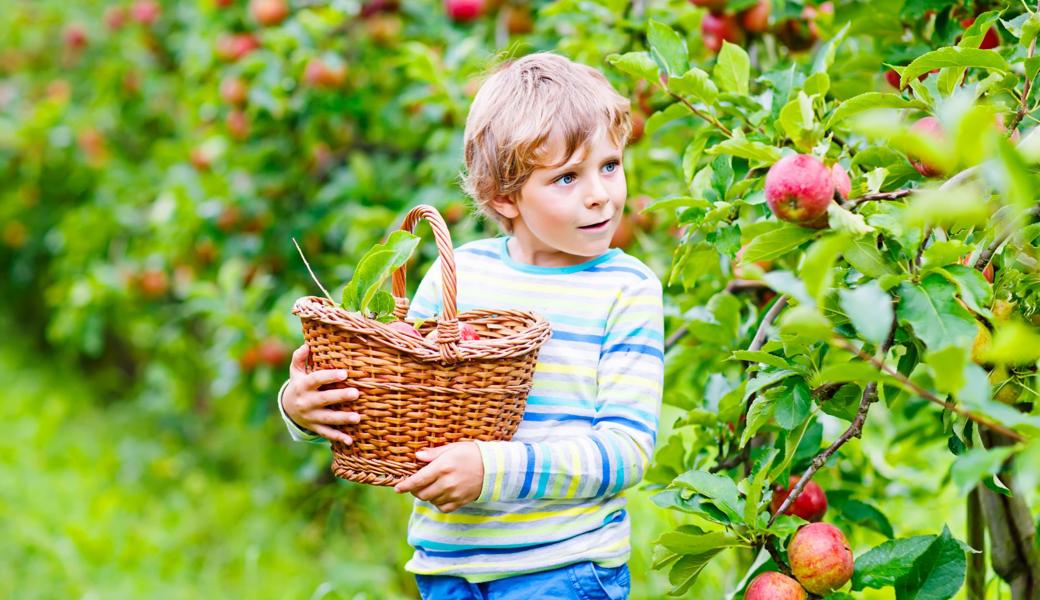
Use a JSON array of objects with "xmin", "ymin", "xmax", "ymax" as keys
[
  {"xmin": 424, "ymin": 323, "xmax": 481, "ymax": 342},
  {"xmin": 387, "ymin": 321, "xmax": 422, "ymax": 338}
]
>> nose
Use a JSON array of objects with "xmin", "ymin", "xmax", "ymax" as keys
[{"xmin": 584, "ymin": 174, "xmax": 610, "ymax": 209}]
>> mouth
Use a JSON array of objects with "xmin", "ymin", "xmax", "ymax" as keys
[{"xmin": 578, "ymin": 218, "xmax": 611, "ymax": 232}]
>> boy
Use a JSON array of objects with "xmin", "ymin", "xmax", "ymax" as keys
[{"xmin": 278, "ymin": 52, "xmax": 664, "ymax": 600}]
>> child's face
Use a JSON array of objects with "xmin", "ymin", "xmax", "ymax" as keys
[{"xmin": 497, "ymin": 126, "xmax": 627, "ymax": 266}]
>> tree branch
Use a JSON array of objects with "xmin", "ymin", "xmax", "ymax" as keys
[
  {"xmin": 1009, "ymin": 28, "xmax": 1038, "ymax": 132},
  {"xmin": 975, "ymin": 205, "xmax": 1040, "ymax": 271},
  {"xmin": 767, "ymin": 316, "xmax": 897, "ymax": 527},
  {"xmin": 831, "ymin": 336, "xmax": 1025, "ymax": 442},
  {"xmin": 665, "ymin": 90, "xmax": 733, "ymax": 137},
  {"xmin": 966, "ymin": 485, "xmax": 987, "ymax": 600},
  {"xmin": 750, "ymin": 296, "xmax": 789, "ymax": 353},
  {"xmin": 844, "ymin": 188, "xmax": 913, "ymax": 208}
]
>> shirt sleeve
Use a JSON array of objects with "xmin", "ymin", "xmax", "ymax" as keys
[
  {"xmin": 276, "ymin": 378, "xmax": 327, "ymax": 444},
  {"xmin": 473, "ymin": 274, "xmax": 664, "ymax": 503}
]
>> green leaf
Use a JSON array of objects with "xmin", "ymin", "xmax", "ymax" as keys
[
  {"xmin": 827, "ymin": 93, "xmax": 927, "ymax": 128},
  {"xmin": 731, "ymin": 350, "xmax": 791, "ymax": 371},
  {"xmin": 839, "ymin": 280, "xmax": 894, "ymax": 346},
  {"xmin": 921, "ymin": 240, "xmax": 970, "ymax": 270},
  {"xmin": 837, "ymin": 498, "xmax": 895, "ymax": 539},
  {"xmin": 667, "ymin": 548, "xmax": 726, "ymax": 596},
  {"xmin": 648, "ymin": 20, "xmax": 688, "ymax": 77},
  {"xmin": 827, "ymin": 203, "xmax": 875, "ymax": 237},
  {"xmin": 844, "ymin": 236, "xmax": 897, "ymax": 278},
  {"xmin": 672, "ymin": 471, "xmax": 745, "ymax": 522},
  {"xmin": 901, "ymin": 48, "xmax": 1010, "ymax": 87},
  {"xmin": 658, "ymin": 529, "xmax": 742, "ymax": 555},
  {"xmin": 894, "ymin": 526, "xmax": 967, "ymax": 600},
  {"xmin": 774, "ymin": 379, "xmax": 812, "ymax": 430},
  {"xmin": 668, "ymin": 67, "xmax": 719, "ymax": 105},
  {"xmin": 853, "ymin": 535, "xmax": 936, "ymax": 590},
  {"xmin": 742, "ymin": 224, "xmax": 817, "ymax": 263},
  {"xmin": 951, "ymin": 446, "xmax": 1016, "ymax": 496},
  {"xmin": 741, "ymin": 391, "xmax": 777, "ymax": 447},
  {"xmin": 606, "ymin": 51, "xmax": 660, "ymax": 81},
  {"xmin": 780, "ymin": 92, "xmax": 817, "ymax": 151},
  {"xmin": 802, "ymin": 234, "xmax": 852, "ymax": 304},
  {"xmin": 820, "ymin": 383, "xmax": 863, "ymax": 422},
  {"xmin": 646, "ymin": 102, "xmax": 690, "ymax": 136},
  {"xmin": 341, "ymin": 230, "xmax": 421, "ymax": 316},
  {"xmin": 706, "ymin": 138, "xmax": 782, "ymax": 166},
  {"xmin": 713, "ymin": 41, "xmax": 750, "ymax": 95},
  {"xmin": 779, "ymin": 305, "xmax": 833, "ymax": 341},
  {"xmin": 897, "ymin": 274, "xmax": 978, "ymax": 349},
  {"xmin": 816, "ymin": 362, "xmax": 891, "ymax": 385},
  {"xmin": 925, "ymin": 345, "xmax": 970, "ymax": 396},
  {"xmin": 982, "ymin": 321, "xmax": 1040, "ymax": 365},
  {"xmin": 763, "ymin": 271, "xmax": 812, "ymax": 306},
  {"xmin": 769, "ymin": 417, "xmax": 815, "ymax": 480}
]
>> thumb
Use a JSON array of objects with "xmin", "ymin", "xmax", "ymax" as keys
[
  {"xmin": 416, "ymin": 444, "xmax": 456, "ymax": 462},
  {"xmin": 290, "ymin": 343, "xmax": 309, "ymax": 375}
]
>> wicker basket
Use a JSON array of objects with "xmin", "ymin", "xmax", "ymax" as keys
[{"xmin": 291, "ymin": 205, "xmax": 552, "ymax": 486}]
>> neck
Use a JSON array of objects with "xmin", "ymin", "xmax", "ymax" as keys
[{"xmin": 506, "ymin": 223, "xmax": 599, "ymax": 268}]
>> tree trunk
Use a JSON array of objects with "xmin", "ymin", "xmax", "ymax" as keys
[
  {"xmin": 967, "ymin": 486, "xmax": 987, "ymax": 600},
  {"xmin": 979, "ymin": 429, "xmax": 1040, "ymax": 600}
]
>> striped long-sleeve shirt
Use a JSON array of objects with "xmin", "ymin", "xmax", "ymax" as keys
[{"xmin": 278, "ymin": 235, "xmax": 664, "ymax": 582}]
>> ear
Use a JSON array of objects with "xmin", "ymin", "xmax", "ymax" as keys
[{"xmin": 488, "ymin": 193, "xmax": 519, "ymax": 220}]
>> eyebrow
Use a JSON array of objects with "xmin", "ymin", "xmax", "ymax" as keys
[{"xmin": 553, "ymin": 154, "xmax": 622, "ymax": 173}]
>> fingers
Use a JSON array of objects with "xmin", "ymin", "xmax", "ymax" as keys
[
  {"xmin": 310, "ymin": 424, "xmax": 353, "ymax": 446},
  {"xmin": 312, "ymin": 387, "xmax": 360, "ymax": 408},
  {"xmin": 305, "ymin": 368, "xmax": 350, "ymax": 390},
  {"xmin": 308, "ymin": 409, "xmax": 361, "ymax": 426},
  {"xmin": 395, "ymin": 464, "xmax": 441, "ymax": 494},
  {"xmin": 289, "ymin": 344, "xmax": 309, "ymax": 376}
]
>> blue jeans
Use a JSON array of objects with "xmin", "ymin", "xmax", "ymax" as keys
[{"xmin": 415, "ymin": 561, "xmax": 630, "ymax": 600}]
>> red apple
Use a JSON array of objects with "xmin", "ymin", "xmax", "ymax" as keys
[
  {"xmin": 746, "ymin": 571, "xmax": 807, "ymax": 600},
  {"xmin": 131, "ymin": 0, "xmax": 161, "ymax": 25},
  {"xmin": 690, "ymin": 0, "xmax": 727, "ymax": 14},
  {"xmin": 610, "ymin": 215, "xmax": 635, "ymax": 249},
  {"xmin": 460, "ymin": 323, "xmax": 481, "ymax": 341},
  {"xmin": 239, "ymin": 345, "xmax": 261, "ymax": 371},
  {"xmin": 445, "ymin": 0, "xmax": 484, "ymax": 22},
  {"xmin": 64, "ymin": 24, "xmax": 88, "ymax": 51},
  {"xmin": 504, "ymin": 5, "xmax": 534, "ymax": 34},
  {"xmin": 388, "ymin": 321, "xmax": 422, "ymax": 338},
  {"xmin": 360, "ymin": 0, "xmax": 398, "ymax": 17},
  {"xmin": 788, "ymin": 523, "xmax": 854, "ymax": 595},
  {"xmin": 225, "ymin": 109, "xmax": 250, "ymax": 141},
  {"xmin": 764, "ymin": 154, "xmax": 834, "ymax": 227},
  {"xmin": 831, "ymin": 163, "xmax": 851, "ymax": 201},
  {"xmin": 190, "ymin": 146, "xmax": 214, "ymax": 171},
  {"xmin": 733, "ymin": 244, "xmax": 772, "ymax": 279},
  {"xmin": 365, "ymin": 13, "xmax": 403, "ymax": 45},
  {"xmin": 631, "ymin": 195, "xmax": 655, "ymax": 230},
  {"xmin": 960, "ymin": 255, "xmax": 994, "ymax": 283},
  {"xmin": 214, "ymin": 0, "xmax": 235, "ymax": 7},
  {"xmin": 629, "ymin": 111, "xmax": 646, "ymax": 144},
  {"xmin": 258, "ymin": 338, "xmax": 290, "ymax": 366},
  {"xmin": 961, "ymin": 18, "xmax": 1000, "ymax": 49},
  {"xmin": 770, "ymin": 476, "xmax": 828, "ymax": 522},
  {"xmin": 105, "ymin": 6, "xmax": 129, "ymax": 30},
  {"xmin": 701, "ymin": 12, "xmax": 743, "ymax": 53},
  {"xmin": 137, "ymin": 269, "xmax": 169, "ymax": 298},
  {"xmin": 908, "ymin": 116, "xmax": 945, "ymax": 177},
  {"xmin": 739, "ymin": 0, "xmax": 771, "ymax": 33},
  {"xmin": 250, "ymin": 0, "xmax": 289, "ymax": 26},
  {"xmin": 216, "ymin": 33, "xmax": 261, "ymax": 62},
  {"xmin": 303, "ymin": 58, "xmax": 348, "ymax": 89},
  {"xmin": 220, "ymin": 77, "xmax": 248, "ymax": 105}
]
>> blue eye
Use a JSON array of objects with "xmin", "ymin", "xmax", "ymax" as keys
[
  {"xmin": 603, "ymin": 161, "xmax": 618, "ymax": 173},
  {"xmin": 557, "ymin": 174, "xmax": 575, "ymax": 185}
]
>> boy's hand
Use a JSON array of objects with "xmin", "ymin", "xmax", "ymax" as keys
[
  {"xmin": 281, "ymin": 344, "xmax": 361, "ymax": 446},
  {"xmin": 394, "ymin": 442, "xmax": 484, "ymax": 513}
]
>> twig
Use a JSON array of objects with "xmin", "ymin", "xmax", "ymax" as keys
[
  {"xmin": 844, "ymin": 188, "xmax": 913, "ymax": 208},
  {"xmin": 750, "ymin": 296, "xmax": 789, "ymax": 352},
  {"xmin": 665, "ymin": 90, "xmax": 733, "ymax": 137},
  {"xmin": 765, "ymin": 537, "xmax": 792, "ymax": 576},
  {"xmin": 1009, "ymin": 28, "xmax": 1038, "ymax": 132},
  {"xmin": 292, "ymin": 237, "xmax": 336, "ymax": 304},
  {"xmin": 709, "ymin": 444, "xmax": 750, "ymax": 473},
  {"xmin": 831, "ymin": 336, "xmax": 1025, "ymax": 442},
  {"xmin": 768, "ymin": 317, "xmax": 897, "ymax": 527},
  {"xmin": 975, "ymin": 206, "xmax": 1040, "ymax": 270}
]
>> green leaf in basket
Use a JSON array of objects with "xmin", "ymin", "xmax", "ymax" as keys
[{"xmin": 342, "ymin": 230, "xmax": 421, "ymax": 317}]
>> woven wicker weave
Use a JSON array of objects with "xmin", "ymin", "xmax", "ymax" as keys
[{"xmin": 292, "ymin": 205, "xmax": 552, "ymax": 486}]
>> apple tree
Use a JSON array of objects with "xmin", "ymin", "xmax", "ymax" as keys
[{"xmin": 606, "ymin": 1, "xmax": 1040, "ymax": 597}]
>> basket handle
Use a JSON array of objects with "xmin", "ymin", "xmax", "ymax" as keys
[{"xmin": 391, "ymin": 205, "xmax": 463, "ymax": 356}]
